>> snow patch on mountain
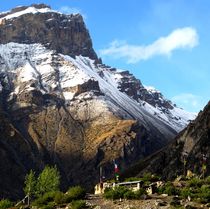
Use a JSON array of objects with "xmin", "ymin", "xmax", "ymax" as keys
[
  {"xmin": 144, "ymin": 85, "xmax": 161, "ymax": 93},
  {"xmin": 18, "ymin": 62, "xmax": 38, "ymax": 82},
  {"xmin": 0, "ymin": 42, "xmax": 196, "ymax": 133},
  {"xmin": 0, "ymin": 6, "xmax": 58, "ymax": 21}
]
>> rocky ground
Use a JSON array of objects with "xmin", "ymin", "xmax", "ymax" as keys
[{"xmin": 86, "ymin": 194, "xmax": 210, "ymax": 209}]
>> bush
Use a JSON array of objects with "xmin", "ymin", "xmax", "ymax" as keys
[
  {"xmin": 104, "ymin": 186, "xmax": 147, "ymax": 200},
  {"xmin": 114, "ymin": 186, "xmax": 129, "ymax": 198},
  {"xmin": 205, "ymin": 176, "xmax": 210, "ymax": 185},
  {"xmin": 141, "ymin": 173, "xmax": 160, "ymax": 183},
  {"xmin": 142, "ymin": 173, "xmax": 153, "ymax": 183},
  {"xmin": 134, "ymin": 188, "xmax": 146, "ymax": 199},
  {"xmin": 164, "ymin": 185, "xmax": 177, "ymax": 196},
  {"xmin": 104, "ymin": 186, "xmax": 146, "ymax": 200},
  {"xmin": 54, "ymin": 191, "xmax": 66, "ymax": 204},
  {"xmin": 104, "ymin": 186, "xmax": 129, "ymax": 200},
  {"xmin": 32, "ymin": 191, "xmax": 58, "ymax": 206},
  {"xmin": 66, "ymin": 186, "xmax": 86, "ymax": 201},
  {"xmin": 187, "ymin": 177, "xmax": 203, "ymax": 188},
  {"xmin": 180, "ymin": 188, "xmax": 193, "ymax": 199},
  {"xmin": 158, "ymin": 182, "xmax": 179, "ymax": 196},
  {"xmin": 198, "ymin": 185, "xmax": 210, "ymax": 203},
  {"xmin": 40, "ymin": 202, "xmax": 56, "ymax": 209},
  {"xmin": 123, "ymin": 190, "xmax": 136, "ymax": 199},
  {"xmin": 0, "ymin": 199, "xmax": 13, "ymax": 209},
  {"xmin": 71, "ymin": 200, "xmax": 86, "ymax": 209},
  {"xmin": 103, "ymin": 188, "xmax": 120, "ymax": 200}
]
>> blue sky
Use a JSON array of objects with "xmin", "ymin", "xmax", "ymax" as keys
[{"xmin": 1, "ymin": 0, "xmax": 209, "ymax": 112}]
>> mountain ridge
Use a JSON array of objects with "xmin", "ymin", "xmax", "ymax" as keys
[{"xmin": 122, "ymin": 101, "xmax": 210, "ymax": 180}]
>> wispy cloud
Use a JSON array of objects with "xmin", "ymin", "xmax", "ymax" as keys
[
  {"xmin": 172, "ymin": 93, "xmax": 203, "ymax": 112},
  {"xmin": 59, "ymin": 6, "xmax": 87, "ymax": 19},
  {"xmin": 99, "ymin": 27, "xmax": 199, "ymax": 63}
]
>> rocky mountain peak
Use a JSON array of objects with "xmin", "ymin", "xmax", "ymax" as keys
[
  {"xmin": 30, "ymin": 3, "xmax": 51, "ymax": 9},
  {"xmin": 0, "ymin": 4, "xmax": 98, "ymax": 61}
]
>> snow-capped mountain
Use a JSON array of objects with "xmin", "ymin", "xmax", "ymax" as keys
[
  {"xmin": 0, "ymin": 43, "xmax": 195, "ymax": 133},
  {"xmin": 0, "ymin": 4, "xmax": 195, "ymax": 199}
]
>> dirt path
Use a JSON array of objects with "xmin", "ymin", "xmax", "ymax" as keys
[
  {"xmin": 86, "ymin": 194, "xmax": 171, "ymax": 209},
  {"xmin": 86, "ymin": 194, "xmax": 210, "ymax": 209}
]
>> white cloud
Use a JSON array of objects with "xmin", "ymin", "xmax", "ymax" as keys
[
  {"xmin": 172, "ymin": 93, "xmax": 200, "ymax": 107},
  {"xmin": 59, "ymin": 6, "xmax": 86, "ymax": 19},
  {"xmin": 171, "ymin": 93, "xmax": 205, "ymax": 112},
  {"xmin": 99, "ymin": 27, "xmax": 199, "ymax": 63}
]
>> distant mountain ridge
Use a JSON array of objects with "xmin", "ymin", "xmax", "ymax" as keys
[{"xmin": 0, "ymin": 4, "xmax": 195, "ymax": 199}]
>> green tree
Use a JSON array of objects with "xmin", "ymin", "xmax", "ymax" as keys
[
  {"xmin": 24, "ymin": 170, "xmax": 36, "ymax": 205},
  {"xmin": 36, "ymin": 166, "xmax": 60, "ymax": 197}
]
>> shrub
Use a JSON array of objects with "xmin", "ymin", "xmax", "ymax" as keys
[
  {"xmin": 180, "ymin": 188, "xmax": 193, "ymax": 199},
  {"xmin": 158, "ymin": 182, "xmax": 179, "ymax": 196},
  {"xmin": 198, "ymin": 185, "xmax": 210, "ymax": 203},
  {"xmin": 103, "ymin": 188, "xmax": 120, "ymax": 200},
  {"xmin": 104, "ymin": 186, "xmax": 137, "ymax": 200},
  {"xmin": 42, "ymin": 191, "xmax": 58, "ymax": 202},
  {"xmin": 141, "ymin": 173, "xmax": 160, "ymax": 183},
  {"xmin": 123, "ymin": 190, "xmax": 136, "ymax": 199},
  {"xmin": 66, "ymin": 186, "xmax": 86, "ymax": 201},
  {"xmin": 164, "ymin": 185, "xmax": 177, "ymax": 196},
  {"xmin": 32, "ymin": 191, "xmax": 58, "ymax": 206},
  {"xmin": 54, "ymin": 191, "xmax": 66, "ymax": 204},
  {"xmin": 187, "ymin": 177, "xmax": 203, "ymax": 188},
  {"xmin": 205, "ymin": 176, "xmax": 210, "ymax": 185},
  {"xmin": 142, "ymin": 173, "xmax": 153, "ymax": 183},
  {"xmin": 71, "ymin": 200, "xmax": 86, "ymax": 209},
  {"xmin": 134, "ymin": 188, "xmax": 146, "ymax": 199},
  {"xmin": 40, "ymin": 202, "xmax": 56, "ymax": 209},
  {"xmin": 114, "ymin": 186, "xmax": 129, "ymax": 198},
  {"xmin": 0, "ymin": 199, "xmax": 13, "ymax": 209}
]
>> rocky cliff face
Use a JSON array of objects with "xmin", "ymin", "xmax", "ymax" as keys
[
  {"xmin": 0, "ymin": 4, "xmax": 98, "ymax": 61},
  {"xmin": 116, "ymin": 70, "xmax": 173, "ymax": 110},
  {"xmin": 126, "ymin": 101, "xmax": 210, "ymax": 180},
  {"xmin": 0, "ymin": 4, "xmax": 195, "ymax": 199}
]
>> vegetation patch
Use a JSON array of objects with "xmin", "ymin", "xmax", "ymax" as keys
[
  {"xmin": 71, "ymin": 200, "xmax": 87, "ymax": 209},
  {"xmin": 0, "ymin": 199, "xmax": 13, "ymax": 209}
]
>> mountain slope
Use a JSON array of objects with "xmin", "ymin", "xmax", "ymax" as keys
[
  {"xmin": 0, "ymin": 4, "xmax": 195, "ymax": 199},
  {"xmin": 123, "ymin": 101, "xmax": 210, "ymax": 179}
]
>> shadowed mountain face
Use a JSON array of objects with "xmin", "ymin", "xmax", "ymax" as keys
[
  {"xmin": 0, "ymin": 4, "xmax": 195, "ymax": 199},
  {"xmin": 124, "ymin": 102, "xmax": 210, "ymax": 180}
]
